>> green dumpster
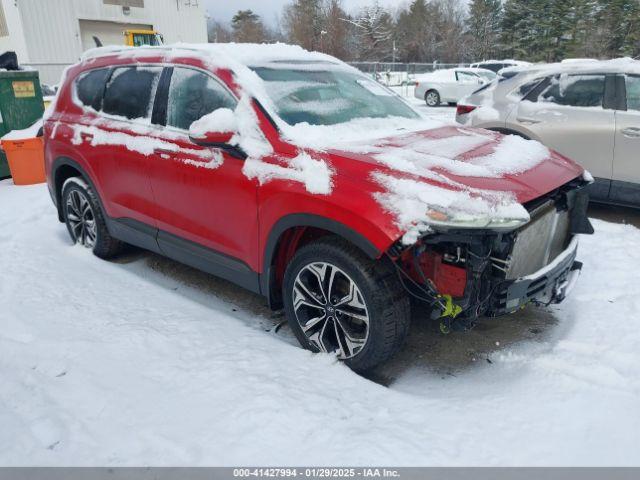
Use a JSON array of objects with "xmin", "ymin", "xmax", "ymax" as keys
[{"xmin": 0, "ymin": 70, "xmax": 45, "ymax": 179}]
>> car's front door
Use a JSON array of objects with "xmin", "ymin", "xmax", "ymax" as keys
[
  {"xmin": 611, "ymin": 74, "xmax": 640, "ymax": 206},
  {"xmin": 510, "ymin": 73, "xmax": 615, "ymax": 201},
  {"xmin": 148, "ymin": 66, "xmax": 261, "ymax": 286}
]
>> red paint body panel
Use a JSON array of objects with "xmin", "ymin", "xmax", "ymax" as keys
[{"xmin": 44, "ymin": 52, "xmax": 586, "ymax": 282}]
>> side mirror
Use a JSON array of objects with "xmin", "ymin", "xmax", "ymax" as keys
[
  {"xmin": 191, "ymin": 130, "xmax": 234, "ymax": 145},
  {"xmin": 189, "ymin": 108, "xmax": 238, "ymax": 147}
]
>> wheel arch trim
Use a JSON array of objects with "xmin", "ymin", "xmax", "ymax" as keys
[
  {"xmin": 51, "ymin": 156, "xmax": 103, "ymax": 222},
  {"xmin": 260, "ymin": 213, "xmax": 382, "ymax": 299}
]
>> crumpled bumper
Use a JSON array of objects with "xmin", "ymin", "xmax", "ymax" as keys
[{"xmin": 491, "ymin": 236, "xmax": 581, "ymax": 316}]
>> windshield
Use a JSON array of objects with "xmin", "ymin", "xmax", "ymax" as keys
[{"xmin": 252, "ymin": 67, "xmax": 420, "ymax": 126}]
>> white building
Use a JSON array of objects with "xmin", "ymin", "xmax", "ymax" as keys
[{"xmin": 0, "ymin": 0, "xmax": 208, "ymax": 84}]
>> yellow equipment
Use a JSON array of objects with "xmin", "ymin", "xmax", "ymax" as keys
[{"xmin": 124, "ymin": 30, "xmax": 164, "ymax": 47}]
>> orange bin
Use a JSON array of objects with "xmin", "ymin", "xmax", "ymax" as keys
[{"xmin": 0, "ymin": 137, "xmax": 45, "ymax": 185}]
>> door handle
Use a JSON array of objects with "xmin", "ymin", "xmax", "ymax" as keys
[
  {"xmin": 516, "ymin": 117, "xmax": 541, "ymax": 125},
  {"xmin": 80, "ymin": 132, "xmax": 94, "ymax": 141},
  {"xmin": 621, "ymin": 127, "xmax": 640, "ymax": 138}
]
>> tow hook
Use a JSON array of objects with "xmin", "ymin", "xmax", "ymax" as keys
[{"xmin": 435, "ymin": 294, "xmax": 462, "ymax": 334}]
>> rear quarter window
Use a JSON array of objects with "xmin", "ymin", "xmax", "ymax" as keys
[
  {"xmin": 101, "ymin": 66, "xmax": 162, "ymax": 120},
  {"xmin": 626, "ymin": 75, "xmax": 640, "ymax": 111},
  {"xmin": 74, "ymin": 68, "xmax": 110, "ymax": 111}
]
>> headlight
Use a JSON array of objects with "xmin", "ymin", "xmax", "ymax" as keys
[{"xmin": 424, "ymin": 208, "xmax": 529, "ymax": 231}]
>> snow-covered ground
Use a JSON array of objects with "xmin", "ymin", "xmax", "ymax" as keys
[{"xmin": 1, "ymin": 91, "xmax": 639, "ymax": 466}]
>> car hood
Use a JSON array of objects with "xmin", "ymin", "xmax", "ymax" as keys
[{"xmin": 324, "ymin": 125, "xmax": 584, "ymax": 205}]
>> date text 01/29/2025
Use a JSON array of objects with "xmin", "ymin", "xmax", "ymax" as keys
[{"xmin": 233, "ymin": 468, "xmax": 401, "ymax": 478}]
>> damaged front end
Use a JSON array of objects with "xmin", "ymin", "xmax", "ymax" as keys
[{"xmin": 387, "ymin": 178, "xmax": 593, "ymax": 332}]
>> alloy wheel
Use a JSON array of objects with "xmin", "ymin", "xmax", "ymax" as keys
[
  {"xmin": 292, "ymin": 262, "xmax": 370, "ymax": 359},
  {"xmin": 65, "ymin": 189, "xmax": 97, "ymax": 248},
  {"xmin": 425, "ymin": 91, "xmax": 439, "ymax": 106}
]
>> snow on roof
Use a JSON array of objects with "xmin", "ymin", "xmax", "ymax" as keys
[
  {"xmin": 81, "ymin": 42, "xmax": 348, "ymax": 71},
  {"xmin": 472, "ymin": 59, "xmax": 532, "ymax": 66},
  {"xmin": 509, "ymin": 57, "xmax": 640, "ymax": 77}
]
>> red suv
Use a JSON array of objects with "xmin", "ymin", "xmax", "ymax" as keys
[{"xmin": 44, "ymin": 44, "xmax": 593, "ymax": 371}]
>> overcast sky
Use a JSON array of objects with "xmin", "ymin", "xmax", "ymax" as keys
[{"xmin": 203, "ymin": 0, "xmax": 414, "ymax": 26}]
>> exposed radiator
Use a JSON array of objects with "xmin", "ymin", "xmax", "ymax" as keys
[{"xmin": 505, "ymin": 203, "xmax": 571, "ymax": 280}]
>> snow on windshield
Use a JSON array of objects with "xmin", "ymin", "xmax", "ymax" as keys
[{"xmin": 251, "ymin": 67, "xmax": 420, "ymax": 126}]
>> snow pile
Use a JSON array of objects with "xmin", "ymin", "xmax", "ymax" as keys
[
  {"xmin": 189, "ymin": 108, "xmax": 237, "ymax": 138},
  {"xmin": 524, "ymin": 57, "xmax": 640, "ymax": 76},
  {"xmin": 374, "ymin": 172, "xmax": 529, "ymax": 244},
  {"xmin": 70, "ymin": 124, "xmax": 223, "ymax": 169},
  {"xmin": 467, "ymin": 95, "xmax": 501, "ymax": 123},
  {"xmin": 244, "ymin": 151, "xmax": 334, "ymax": 195},
  {"xmin": 1, "ymin": 181, "xmax": 640, "ymax": 466},
  {"xmin": 1, "ymin": 119, "xmax": 43, "ymax": 141},
  {"xmin": 470, "ymin": 134, "xmax": 550, "ymax": 175}
]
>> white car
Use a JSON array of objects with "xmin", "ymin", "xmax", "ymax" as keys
[
  {"xmin": 470, "ymin": 59, "xmax": 532, "ymax": 73},
  {"xmin": 414, "ymin": 68, "xmax": 496, "ymax": 107}
]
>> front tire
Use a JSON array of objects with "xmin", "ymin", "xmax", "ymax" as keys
[
  {"xmin": 283, "ymin": 237, "xmax": 410, "ymax": 372},
  {"xmin": 425, "ymin": 89, "xmax": 440, "ymax": 107},
  {"xmin": 62, "ymin": 177, "xmax": 123, "ymax": 259}
]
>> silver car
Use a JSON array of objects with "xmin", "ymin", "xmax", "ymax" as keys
[{"xmin": 457, "ymin": 59, "xmax": 640, "ymax": 207}]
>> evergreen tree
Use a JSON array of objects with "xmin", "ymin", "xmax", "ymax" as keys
[
  {"xmin": 231, "ymin": 10, "xmax": 268, "ymax": 43},
  {"xmin": 500, "ymin": 0, "xmax": 530, "ymax": 58},
  {"xmin": 596, "ymin": 0, "xmax": 640, "ymax": 57},
  {"xmin": 395, "ymin": 0, "xmax": 441, "ymax": 62},
  {"xmin": 465, "ymin": 0, "xmax": 503, "ymax": 60}
]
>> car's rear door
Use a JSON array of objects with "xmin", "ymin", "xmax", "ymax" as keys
[
  {"xmin": 94, "ymin": 65, "xmax": 162, "ymax": 226},
  {"xmin": 611, "ymin": 74, "xmax": 640, "ymax": 206},
  {"xmin": 147, "ymin": 66, "xmax": 261, "ymax": 287},
  {"xmin": 509, "ymin": 73, "xmax": 615, "ymax": 200},
  {"xmin": 455, "ymin": 71, "xmax": 482, "ymax": 101}
]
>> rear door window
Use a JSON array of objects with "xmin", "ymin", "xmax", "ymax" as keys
[
  {"xmin": 626, "ymin": 75, "xmax": 640, "ymax": 111},
  {"xmin": 166, "ymin": 67, "xmax": 236, "ymax": 131},
  {"xmin": 75, "ymin": 68, "xmax": 110, "ymax": 111},
  {"xmin": 536, "ymin": 74, "xmax": 606, "ymax": 107},
  {"xmin": 456, "ymin": 71, "xmax": 479, "ymax": 84},
  {"xmin": 516, "ymin": 78, "xmax": 544, "ymax": 98},
  {"xmin": 101, "ymin": 66, "xmax": 162, "ymax": 120}
]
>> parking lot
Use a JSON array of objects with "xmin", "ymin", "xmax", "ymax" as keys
[{"xmin": 2, "ymin": 90, "xmax": 640, "ymax": 465}]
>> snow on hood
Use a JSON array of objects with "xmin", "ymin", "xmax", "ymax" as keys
[
  {"xmin": 375, "ymin": 172, "xmax": 529, "ymax": 245},
  {"xmin": 345, "ymin": 127, "xmax": 551, "ymax": 244}
]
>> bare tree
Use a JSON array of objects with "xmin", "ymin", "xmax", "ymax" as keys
[
  {"xmin": 207, "ymin": 18, "xmax": 232, "ymax": 43},
  {"xmin": 282, "ymin": 0, "xmax": 324, "ymax": 51},
  {"xmin": 347, "ymin": 3, "xmax": 394, "ymax": 60},
  {"xmin": 321, "ymin": 0, "xmax": 351, "ymax": 59}
]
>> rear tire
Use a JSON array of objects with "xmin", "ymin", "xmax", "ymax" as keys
[
  {"xmin": 425, "ymin": 89, "xmax": 440, "ymax": 107},
  {"xmin": 283, "ymin": 237, "xmax": 410, "ymax": 372},
  {"xmin": 62, "ymin": 177, "xmax": 123, "ymax": 259}
]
